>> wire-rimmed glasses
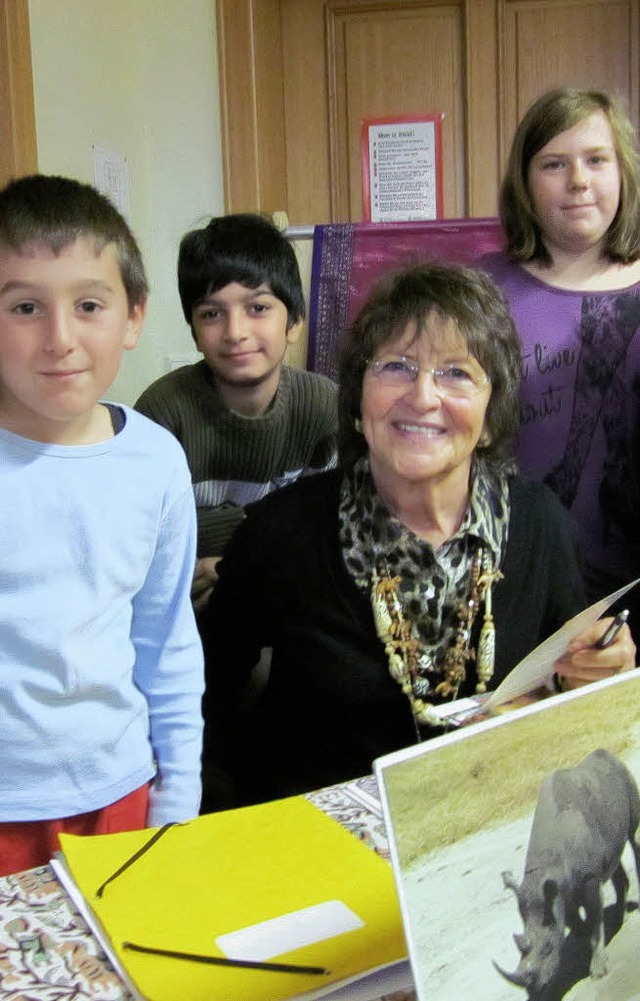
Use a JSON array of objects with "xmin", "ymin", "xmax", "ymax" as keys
[{"xmin": 366, "ymin": 355, "xmax": 491, "ymax": 398}]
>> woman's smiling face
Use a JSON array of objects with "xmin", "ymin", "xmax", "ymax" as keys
[{"xmin": 361, "ymin": 314, "xmax": 492, "ymax": 499}]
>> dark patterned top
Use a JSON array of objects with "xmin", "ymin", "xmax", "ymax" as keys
[
  {"xmin": 339, "ymin": 457, "xmax": 510, "ymax": 696},
  {"xmin": 482, "ymin": 253, "xmax": 640, "ymax": 626}
]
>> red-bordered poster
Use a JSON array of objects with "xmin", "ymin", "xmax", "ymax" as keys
[{"xmin": 361, "ymin": 114, "xmax": 444, "ymax": 222}]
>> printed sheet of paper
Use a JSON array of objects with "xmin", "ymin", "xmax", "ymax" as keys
[{"xmin": 484, "ymin": 578, "xmax": 639, "ymax": 709}]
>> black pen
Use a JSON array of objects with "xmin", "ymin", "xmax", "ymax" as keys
[
  {"xmin": 594, "ymin": 609, "xmax": 629, "ymax": 650},
  {"xmin": 122, "ymin": 941, "xmax": 330, "ymax": 976}
]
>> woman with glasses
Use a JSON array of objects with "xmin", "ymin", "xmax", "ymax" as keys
[{"xmin": 199, "ymin": 263, "xmax": 634, "ymax": 810}]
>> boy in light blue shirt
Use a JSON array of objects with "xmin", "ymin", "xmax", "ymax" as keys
[{"xmin": 0, "ymin": 175, "xmax": 203, "ymax": 875}]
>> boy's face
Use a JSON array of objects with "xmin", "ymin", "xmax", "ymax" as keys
[
  {"xmin": 191, "ymin": 281, "xmax": 300, "ymax": 394},
  {"xmin": 0, "ymin": 237, "xmax": 144, "ymax": 442}
]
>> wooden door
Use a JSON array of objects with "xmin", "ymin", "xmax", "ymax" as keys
[
  {"xmin": 0, "ymin": 0, "xmax": 37, "ymax": 187},
  {"xmin": 217, "ymin": 0, "xmax": 498, "ymax": 220},
  {"xmin": 217, "ymin": 0, "xmax": 639, "ymax": 224},
  {"xmin": 295, "ymin": 0, "xmax": 498, "ymax": 221},
  {"xmin": 500, "ymin": 0, "xmax": 639, "ymax": 175}
]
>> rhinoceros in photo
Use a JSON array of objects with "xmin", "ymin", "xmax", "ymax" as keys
[{"xmin": 495, "ymin": 748, "xmax": 640, "ymax": 997}]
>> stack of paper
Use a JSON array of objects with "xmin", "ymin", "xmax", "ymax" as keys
[{"xmin": 53, "ymin": 795, "xmax": 408, "ymax": 1001}]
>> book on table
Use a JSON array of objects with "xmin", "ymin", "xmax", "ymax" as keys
[{"xmin": 51, "ymin": 793, "xmax": 410, "ymax": 1001}]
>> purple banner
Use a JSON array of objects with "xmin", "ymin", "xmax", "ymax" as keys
[{"xmin": 308, "ymin": 218, "xmax": 504, "ymax": 380}]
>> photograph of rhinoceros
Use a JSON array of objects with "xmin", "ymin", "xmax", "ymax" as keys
[{"xmin": 378, "ymin": 671, "xmax": 640, "ymax": 1001}]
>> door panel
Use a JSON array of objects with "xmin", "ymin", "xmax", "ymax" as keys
[
  {"xmin": 328, "ymin": 3, "xmax": 465, "ymax": 218},
  {"xmin": 280, "ymin": 0, "xmax": 332, "ymax": 223}
]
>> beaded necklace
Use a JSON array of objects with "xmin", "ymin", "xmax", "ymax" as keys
[{"xmin": 371, "ymin": 545, "xmax": 502, "ymax": 727}]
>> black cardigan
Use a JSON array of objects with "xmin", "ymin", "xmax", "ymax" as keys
[{"xmin": 201, "ymin": 470, "xmax": 585, "ymax": 808}]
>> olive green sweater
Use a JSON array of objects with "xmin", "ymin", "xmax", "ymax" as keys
[{"xmin": 135, "ymin": 361, "xmax": 338, "ymax": 556}]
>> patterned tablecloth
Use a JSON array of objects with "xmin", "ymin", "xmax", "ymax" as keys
[{"xmin": 0, "ymin": 775, "xmax": 415, "ymax": 1001}]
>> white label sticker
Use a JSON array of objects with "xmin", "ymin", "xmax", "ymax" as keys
[{"xmin": 215, "ymin": 899, "xmax": 364, "ymax": 962}]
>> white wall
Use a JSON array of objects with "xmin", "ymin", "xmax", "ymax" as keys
[{"xmin": 27, "ymin": 0, "xmax": 224, "ymax": 404}]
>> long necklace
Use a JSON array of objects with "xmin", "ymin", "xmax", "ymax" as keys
[{"xmin": 371, "ymin": 545, "xmax": 502, "ymax": 726}]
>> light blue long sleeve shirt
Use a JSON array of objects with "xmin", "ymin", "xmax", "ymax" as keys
[{"xmin": 0, "ymin": 406, "xmax": 204, "ymax": 825}]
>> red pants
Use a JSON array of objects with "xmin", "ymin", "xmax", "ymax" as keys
[{"xmin": 0, "ymin": 783, "xmax": 150, "ymax": 877}]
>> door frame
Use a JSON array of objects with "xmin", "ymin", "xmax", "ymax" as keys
[
  {"xmin": 216, "ymin": 0, "xmax": 286, "ymax": 215},
  {"xmin": 0, "ymin": 0, "xmax": 37, "ymax": 185}
]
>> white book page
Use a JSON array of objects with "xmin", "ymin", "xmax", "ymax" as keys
[{"xmin": 484, "ymin": 578, "xmax": 639, "ymax": 709}]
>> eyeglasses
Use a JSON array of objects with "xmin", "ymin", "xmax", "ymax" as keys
[{"xmin": 366, "ymin": 355, "xmax": 491, "ymax": 398}]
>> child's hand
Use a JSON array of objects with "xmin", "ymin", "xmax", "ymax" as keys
[{"xmin": 191, "ymin": 557, "xmax": 222, "ymax": 612}]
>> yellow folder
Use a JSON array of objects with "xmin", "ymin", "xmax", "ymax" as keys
[{"xmin": 58, "ymin": 795, "xmax": 406, "ymax": 1001}]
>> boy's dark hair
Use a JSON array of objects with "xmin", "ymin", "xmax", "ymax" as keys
[
  {"xmin": 339, "ymin": 262, "xmax": 523, "ymax": 476},
  {"xmin": 0, "ymin": 174, "xmax": 148, "ymax": 310},
  {"xmin": 177, "ymin": 213, "xmax": 305, "ymax": 331},
  {"xmin": 500, "ymin": 87, "xmax": 640, "ymax": 265}
]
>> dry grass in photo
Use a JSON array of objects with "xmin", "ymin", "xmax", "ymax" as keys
[{"xmin": 382, "ymin": 675, "xmax": 640, "ymax": 869}]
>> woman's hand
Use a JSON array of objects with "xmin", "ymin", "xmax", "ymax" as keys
[{"xmin": 553, "ymin": 617, "xmax": 636, "ymax": 691}]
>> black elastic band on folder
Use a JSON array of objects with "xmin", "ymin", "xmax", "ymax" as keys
[
  {"xmin": 122, "ymin": 941, "xmax": 330, "ymax": 976},
  {"xmin": 95, "ymin": 822, "xmax": 178, "ymax": 898}
]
